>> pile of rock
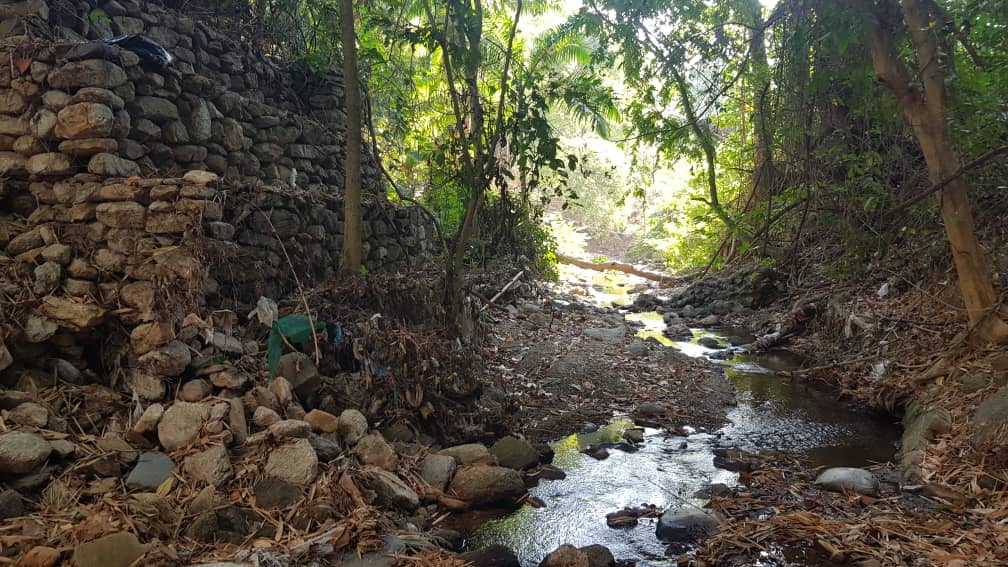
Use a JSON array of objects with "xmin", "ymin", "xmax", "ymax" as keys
[
  {"xmin": 0, "ymin": 359, "xmax": 557, "ymax": 565},
  {"xmin": 1, "ymin": 171, "xmax": 222, "ymax": 385},
  {"xmin": 631, "ymin": 265, "xmax": 783, "ymax": 319},
  {"xmin": 0, "ymin": 167, "xmax": 437, "ymax": 386}
]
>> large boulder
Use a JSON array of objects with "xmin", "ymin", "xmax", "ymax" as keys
[
  {"xmin": 655, "ymin": 508, "xmax": 721, "ymax": 542},
  {"xmin": 448, "ymin": 464, "xmax": 526, "ymax": 506},
  {"xmin": 0, "ymin": 431, "xmax": 52, "ymax": 474},
  {"xmin": 489, "ymin": 436, "xmax": 539, "ymax": 470}
]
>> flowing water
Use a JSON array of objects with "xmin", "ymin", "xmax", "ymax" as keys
[{"xmin": 456, "ymin": 270, "xmax": 900, "ymax": 565}]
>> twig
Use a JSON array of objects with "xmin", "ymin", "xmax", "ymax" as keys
[
  {"xmin": 780, "ymin": 345, "xmax": 919, "ymax": 376},
  {"xmin": 892, "ymin": 144, "xmax": 1008, "ymax": 211},
  {"xmin": 480, "ymin": 270, "xmax": 525, "ymax": 312},
  {"xmin": 255, "ymin": 202, "xmax": 322, "ymax": 365}
]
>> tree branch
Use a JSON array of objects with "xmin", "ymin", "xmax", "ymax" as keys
[{"xmin": 892, "ymin": 144, "xmax": 1008, "ymax": 211}]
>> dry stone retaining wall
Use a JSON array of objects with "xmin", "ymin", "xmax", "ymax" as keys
[
  {"xmin": 0, "ymin": 0, "xmax": 439, "ymax": 387},
  {"xmin": 0, "ymin": 170, "xmax": 435, "ymax": 394},
  {"xmin": 0, "ymin": 0, "xmax": 383, "ymax": 192}
]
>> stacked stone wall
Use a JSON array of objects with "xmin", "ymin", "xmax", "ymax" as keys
[
  {"xmin": 0, "ymin": 0, "xmax": 382, "ymax": 192},
  {"xmin": 0, "ymin": 170, "xmax": 436, "ymax": 393},
  {"xmin": 0, "ymin": 0, "xmax": 439, "ymax": 389}
]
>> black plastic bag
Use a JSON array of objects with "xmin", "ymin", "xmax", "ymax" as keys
[{"xmin": 102, "ymin": 35, "xmax": 173, "ymax": 69}]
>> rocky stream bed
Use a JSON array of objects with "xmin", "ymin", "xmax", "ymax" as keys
[{"xmin": 448, "ymin": 265, "xmax": 902, "ymax": 567}]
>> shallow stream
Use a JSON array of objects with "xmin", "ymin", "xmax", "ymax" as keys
[{"xmin": 456, "ymin": 272, "xmax": 900, "ymax": 566}]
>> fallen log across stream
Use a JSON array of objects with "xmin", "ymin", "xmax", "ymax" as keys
[{"xmin": 555, "ymin": 253, "xmax": 675, "ymax": 283}]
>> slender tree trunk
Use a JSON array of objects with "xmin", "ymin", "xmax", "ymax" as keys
[
  {"xmin": 746, "ymin": 0, "xmax": 774, "ymax": 204},
  {"xmin": 668, "ymin": 66, "xmax": 737, "ymax": 234},
  {"xmin": 339, "ymin": 0, "xmax": 363, "ymax": 274},
  {"xmin": 440, "ymin": 0, "xmax": 523, "ymax": 334},
  {"xmin": 862, "ymin": 0, "xmax": 1008, "ymax": 343}
]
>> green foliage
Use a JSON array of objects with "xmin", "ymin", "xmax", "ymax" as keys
[{"xmin": 215, "ymin": 0, "xmax": 1008, "ymax": 278}]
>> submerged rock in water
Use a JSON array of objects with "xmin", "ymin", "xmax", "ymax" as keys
[
  {"xmin": 697, "ymin": 336, "xmax": 723, "ymax": 349},
  {"xmin": 663, "ymin": 322, "xmax": 692, "ymax": 341},
  {"xmin": 623, "ymin": 428, "xmax": 645, "ymax": 443},
  {"xmin": 814, "ymin": 467, "xmax": 880, "ymax": 496},
  {"xmin": 693, "ymin": 482, "xmax": 732, "ymax": 499},
  {"xmin": 655, "ymin": 508, "xmax": 721, "ymax": 542}
]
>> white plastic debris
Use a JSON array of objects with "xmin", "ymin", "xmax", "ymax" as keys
[
  {"xmin": 877, "ymin": 282, "xmax": 890, "ymax": 298},
  {"xmin": 247, "ymin": 296, "xmax": 279, "ymax": 327},
  {"xmin": 870, "ymin": 360, "xmax": 887, "ymax": 381}
]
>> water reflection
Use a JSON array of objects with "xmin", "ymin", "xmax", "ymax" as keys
[
  {"xmin": 458, "ymin": 318, "xmax": 899, "ymax": 566},
  {"xmin": 461, "ymin": 425, "xmax": 736, "ymax": 566},
  {"xmin": 625, "ymin": 312, "xmax": 674, "ymax": 346}
]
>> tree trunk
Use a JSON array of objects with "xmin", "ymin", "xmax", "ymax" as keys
[
  {"xmin": 555, "ymin": 253, "xmax": 675, "ymax": 283},
  {"xmin": 746, "ymin": 0, "xmax": 774, "ymax": 204},
  {"xmin": 862, "ymin": 0, "xmax": 1008, "ymax": 343},
  {"xmin": 668, "ymin": 66, "xmax": 737, "ymax": 234},
  {"xmin": 339, "ymin": 0, "xmax": 363, "ymax": 274}
]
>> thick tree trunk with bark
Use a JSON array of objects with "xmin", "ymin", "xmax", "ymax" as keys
[
  {"xmin": 339, "ymin": 0, "xmax": 363, "ymax": 274},
  {"xmin": 861, "ymin": 0, "xmax": 1008, "ymax": 343}
]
